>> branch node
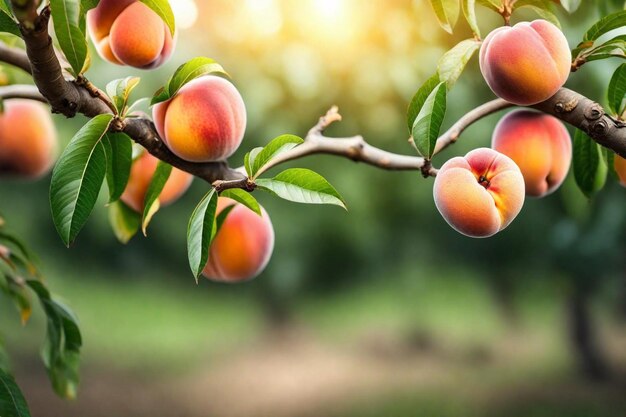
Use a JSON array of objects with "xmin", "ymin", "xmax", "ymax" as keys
[{"xmin": 585, "ymin": 103, "xmax": 604, "ymax": 121}]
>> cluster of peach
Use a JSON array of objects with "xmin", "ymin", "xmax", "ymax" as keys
[
  {"xmin": 86, "ymin": 0, "xmax": 274, "ymax": 283},
  {"xmin": 435, "ymin": 20, "xmax": 626, "ymax": 238}
]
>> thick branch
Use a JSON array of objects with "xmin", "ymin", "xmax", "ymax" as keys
[
  {"xmin": 0, "ymin": 41, "xmax": 32, "ymax": 74},
  {"xmin": 0, "ymin": 84, "xmax": 45, "ymax": 102},
  {"xmin": 3, "ymin": 2, "xmax": 626, "ymax": 191}
]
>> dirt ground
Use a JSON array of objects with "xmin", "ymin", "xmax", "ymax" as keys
[{"xmin": 16, "ymin": 327, "xmax": 626, "ymax": 417}]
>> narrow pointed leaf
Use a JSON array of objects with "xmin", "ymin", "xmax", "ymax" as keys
[
  {"xmin": 220, "ymin": 189, "xmax": 261, "ymax": 215},
  {"xmin": 0, "ymin": 11, "xmax": 21, "ymax": 37},
  {"xmin": 407, "ymin": 74, "xmax": 440, "ymax": 132},
  {"xmin": 139, "ymin": 0, "xmax": 175, "ymax": 37},
  {"xmin": 411, "ymin": 82, "xmax": 447, "ymax": 158},
  {"xmin": 0, "ymin": 368, "xmax": 30, "ymax": 417},
  {"xmin": 50, "ymin": 114, "xmax": 113, "ymax": 247},
  {"xmin": 573, "ymin": 129, "xmax": 608, "ymax": 198},
  {"xmin": 103, "ymin": 133, "xmax": 132, "ymax": 203},
  {"xmin": 187, "ymin": 189, "xmax": 218, "ymax": 279},
  {"xmin": 108, "ymin": 200, "xmax": 141, "ymax": 244},
  {"xmin": 250, "ymin": 134, "xmax": 304, "ymax": 178},
  {"xmin": 583, "ymin": 10, "xmax": 626, "ymax": 42},
  {"xmin": 608, "ymin": 63, "xmax": 626, "ymax": 116},
  {"xmin": 461, "ymin": 0, "xmax": 480, "ymax": 38},
  {"xmin": 49, "ymin": 0, "xmax": 89, "ymax": 76},
  {"xmin": 437, "ymin": 39, "xmax": 481, "ymax": 88},
  {"xmin": 141, "ymin": 161, "xmax": 172, "ymax": 235},
  {"xmin": 429, "ymin": 0, "xmax": 460, "ymax": 34},
  {"xmin": 256, "ymin": 168, "xmax": 346, "ymax": 209}
]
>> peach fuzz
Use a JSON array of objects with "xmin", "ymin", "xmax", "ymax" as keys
[
  {"xmin": 87, "ymin": 0, "xmax": 174, "ymax": 69},
  {"xmin": 203, "ymin": 198, "xmax": 275, "ymax": 283},
  {"xmin": 492, "ymin": 110, "xmax": 572, "ymax": 197},
  {"xmin": 615, "ymin": 155, "xmax": 626, "ymax": 187},
  {"xmin": 479, "ymin": 20, "xmax": 571, "ymax": 105},
  {"xmin": 0, "ymin": 100, "xmax": 57, "ymax": 178},
  {"xmin": 153, "ymin": 76, "xmax": 247, "ymax": 163},
  {"xmin": 434, "ymin": 148, "xmax": 525, "ymax": 238},
  {"xmin": 120, "ymin": 151, "xmax": 193, "ymax": 213}
]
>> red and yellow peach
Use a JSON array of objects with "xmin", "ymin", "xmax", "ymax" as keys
[
  {"xmin": 615, "ymin": 155, "xmax": 626, "ymax": 187},
  {"xmin": 87, "ymin": 0, "xmax": 175, "ymax": 69},
  {"xmin": 203, "ymin": 197, "xmax": 274, "ymax": 283},
  {"xmin": 479, "ymin": 20, "xmax": 571, "ymax": 105},
  {"xmin": 120, "ymin": 151, "xmax": 193, "ymax": 212},
  {"xmin": 153, "ymin": 76, "xmax": 247, "ymax": 163},
  {"xmin": 434, "ymin": 148, "xmax": 525, "ymax": 238},
  {"xmin": 0, "ymin": 100, "xmax": 57, "ymax": 178},
  {"xmin": 492, "ymin": 110, "xmax": 572, "ymax": 197}
]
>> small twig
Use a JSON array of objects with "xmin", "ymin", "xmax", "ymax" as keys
[{"xmin": 75, "ymin": 76, "xmax": 117, "ymax": 115}]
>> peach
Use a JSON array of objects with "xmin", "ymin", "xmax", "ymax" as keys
[
  {"xmin": 87, "ymin": 0, "xmax": 175, "ymax": 69},
  {"xmin": 153, "ymin": 76, "xmax": 247, "ymax": 163},
  {"xmin": 203, "ymin": 197, "xmax": 274, "ymax": 283},
  {"xmin": 492, "ymin": 110, "xmax": 572, "ymax": 197},
  {"xmin": 120, "ymin": 151, "xmax": 193, "ymax": 212},
  {"xmin": 615, "ymin": 155, "xmax": 626, "ymax": 187},
  {"xmin": 0, "ymin": 100, "xmax": 57, "ymax": 178},
  {"xmin": 479, "ymin": 20, "xmax": 571, "ymax": 105},
  {"xmin": 434, "ymin": 148, "xmax": 525, "ymax": 238}
]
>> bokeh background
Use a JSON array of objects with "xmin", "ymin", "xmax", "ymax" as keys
[{"xmin": 2, "ymin": 0, "xmax": 626, "ymax": 416}]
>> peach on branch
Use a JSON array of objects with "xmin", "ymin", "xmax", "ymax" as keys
[
  {"xmin": 120, "ymin": 151, "xmax": 193, "ymax": 212},
  {"xmin": 203, "ymin": 198, "xmax": 274, "ymax": 283},
  {"xmin": 479, "ymin": 20, "xmax": 571, "ymax": 105},
  {"xmin": 492, "ymin": 110, "xmax": 572, "ymax": 197},
  {"xmin": 153, "ymin": 76, "xmax": 247, "ymax": 163},
  {"xmin": 87, "ymin": 0, "xmax": 175, "ymax": 69},
  {"xmin": 0, "ymin": 100, "xmax": 57, "ymax": 178},
  {"xmin": 434, "ymin": 148, "xmax": 525, "ymax": 238}
]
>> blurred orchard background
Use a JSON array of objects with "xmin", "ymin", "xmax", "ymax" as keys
[{"xmin": 2, "ymin": 0, "xmax": 626, "ymax": 416}]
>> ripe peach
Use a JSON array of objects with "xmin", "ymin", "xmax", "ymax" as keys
[
  {"xmin": 120, "ymin": 151, "xmax": 193, "ymax": 212},
  {"xmin": 615, "ymin": 155, "xmax": 626, "ymax": 187},
  {"xmin": 87, "ymin": 0, "xmax": 175, "ymax": 69},
  {"xmin": 153, "ymin": 76, "xmax": 247, "ymax": 163},
  {"xmin": 492, "ymin": 110, "xmax": 572, "ymax": 197},
  {"xmin": 434, "ymin": 148, "xmax": 525, "ymax": 238},
  {"xmin": 203, "ymin": 198, "xmax": 274, "ymax": 283},
  {"xmin": 479, "ymin": 20, "xmax": 571, "ymax": 105},
  {"xmin": 0, "ymin": 100, "xmax": 57, "ymax": 178}
]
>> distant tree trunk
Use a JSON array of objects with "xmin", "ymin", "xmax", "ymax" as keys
[
  {"xmin": 567, "ymin": 290, "xmax": 611, "ymax": 381},
  {"xmin": 489, "ymin": 272, "xmax": 520, "ymax": 328},
  {"xmin": 617, "ymin": 271, "xmax": 626, "ymax": 322}
]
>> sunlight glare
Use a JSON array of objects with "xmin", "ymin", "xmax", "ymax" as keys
[{"xmin": 171, "ymin": 0, "xmax": 199, "ymax": 30}]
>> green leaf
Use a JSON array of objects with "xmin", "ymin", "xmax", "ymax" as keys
[
  {"xmin": 141, "ymin": 161, "xmax": 172, "ymax": 235},
  {"xmin": 105, "ymin": 77, "xmax": 140, "ymax": 115},
  {"xmin": 516, "ymin": 2, "xmax": 561, "ymax": 28},
  {"xmin": 429, "ymin": 0, "xmax": 460, "ymax": 34},
  {"xmin": 476, "ymin": 0, "xmax": 500, "ymax": 11},
  {"xmin": 573, "ymin": 129, "xmax": 607, "ymax": 198},
  {"xmin": 0, "ymin": 11, "xmax": 21, "ymax": 38},
  {"xmin": 151, "ymin": 57, "xmax": 227, "ymax": 105},
  {"xmin": 139, "ymin": 0, "xmax": 175, "ymax": 38},
  {"xmin": 0, "ymin": 368, "xmax": 30, "ymax": 417},
  {"xmin": 437, "ymin": 39, "xmax": 481, "ymax": 88},
  {"xmin": 461, "ymin": 0, "xmax": 480, "ymax": 37},
  {"xmin": 49, "ymin": 0, "xmax": 89, "ymax": 76},
  {"xmin": 250, "ymin": 134, "xmax": 304, "ymax": 178},
  {"xmin": 411, "ymin": 82, "xmax": 447, "ymax": 159},
  {"xmin": 102, "ymin": 133, "xmax": 132, "ymax": 203},
  {"xmin": 244, "ymin": 147, "xmax": 263, "ymax": 178},
  {"xmin": 220, "ymin": 189, "xmax": 261, "ymax": 216},
  {"xmin": 187, "ymin": 189, "xmax": 218, "ymax": 280},
  {"xmin": 608, "ymin": 63, "xmax": 626, "ymax": 116},
  {"xmin": 50, "ymin": 114, "xmax": 113, "ymax": 247},
  {"xmin": 256, "ymin": 168, "xmax": 346, "ymax": 209},
  {"xmin": 407, "ymin": 74, "xmax": 441, "ymax": 133},
  {"xmin": 108, "ymin": 200, "xmax": 141, "ymax": 244},
  {"xmin": 0, "ymin": 0, "xmax": 11, "ymax": 15},
  {"xmin": 27, "ymin": 280, "xmax": 82, "ymax": 400},
  {"xmin": 583, "ymin": 10, "xmax": 626, "ymax": 43}
]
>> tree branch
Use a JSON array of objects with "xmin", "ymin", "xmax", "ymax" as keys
[
  {"xmin": 0, "ymin": 84, "xmax": 45, "ymax": 102},
  {"xmin": 2, "ymin": 1, "xmax": 626, "ymax": 193}
]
